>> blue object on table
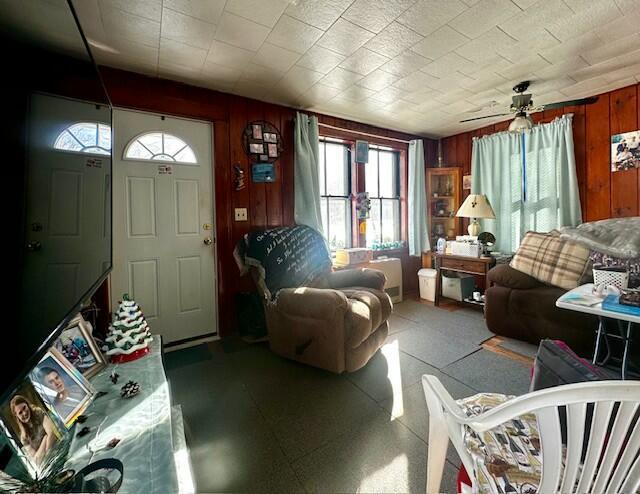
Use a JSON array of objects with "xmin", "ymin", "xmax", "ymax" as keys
[{"xmin": 602, "ymin": 294, "xmax": 640, "ymax": 316}]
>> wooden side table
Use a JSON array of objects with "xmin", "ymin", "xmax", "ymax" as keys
[{"xmin": 435, "ymin": 253, "xmax": 496, "ymax": 306}]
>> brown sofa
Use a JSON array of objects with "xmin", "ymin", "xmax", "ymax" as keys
[
  {"xmin": 485, "ymin": 264, "xmax": 598, "ymax": 357},
  {"xmin": 258, "ymin": 267, "xmax": 392, "ymax": 373}
]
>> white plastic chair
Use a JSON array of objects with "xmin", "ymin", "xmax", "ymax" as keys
[{"xmin": 422, "ymin": 376, "xmax": 640, "ymax": 494}]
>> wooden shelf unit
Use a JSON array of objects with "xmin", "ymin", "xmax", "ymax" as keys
[{"xmin": 426, "ymin": 167, "xmax": 462, "ymax": 247}]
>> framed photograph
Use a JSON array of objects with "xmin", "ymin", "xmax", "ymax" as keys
[
  {"xmin": 0, "ymin": 379, "xmax": 68, "ymax": 477},
  {"xmin": 263, "ymin": 132, "xmax": 277, "ymax": 143},
  {"xmin": 267, "ymin": 143, "xmax": 278, "ymax": 158},
  {"xmin": 249, "ymin": 142, "xmax": 264, "ymax": 154},
  {"xmin": 463, "ymin": 175, "xmax": 472, "ymax": 190},
  {"xmin": 251, "ymin": 124, "xmax": 263, "ymax": 140},
  {"xmin": 30, "ymin": 348, "xmax": 95, "ymax": 427},
  {"xmin": 54, "ymin": 314, "xmax": 106, "ymax": 379},
  {"xmin": 355, "ymin": 140, "xmax": 369, "ymax": 164},
  {"xmin": 259, "ymin": 154, "xmax": 269, "ymax": 161},
  {"xmin": 611, "ymin": 130, "xmax": 640, "ymax": 171}
]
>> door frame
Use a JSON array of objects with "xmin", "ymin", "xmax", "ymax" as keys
[{"xmin": 112, "ymin": 106, "xmax": 220, "ymax": 348}]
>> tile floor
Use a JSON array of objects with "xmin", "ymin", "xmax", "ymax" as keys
[{"xmin": 165, "ymin": 299, "xmax": 535, "ymax": 494}]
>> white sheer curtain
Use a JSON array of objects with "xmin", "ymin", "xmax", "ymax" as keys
[
  {"xmin": 408, "ymin": 139, "xmax": 430, "ymax": 255},
  {"xmin": 294, "ymin": 112, "xmax": 323, "ymax": 233},
  {"xmin": 472, "ymin": 114, "xmax": 582, "ymax": 253}
]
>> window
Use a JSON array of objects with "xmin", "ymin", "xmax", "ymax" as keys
[
  {"xmin": 319, "ymin": 140, "xmax": 351, "ymax": 250},
  {"xmin": 365, "ymin": 147, "xmax": 400, "ymax": 248},
  {"xmin": 54, "ymin": 122, "xmax": 111, "ymax": 155},
  {"xmin": 124, "ymin": 132, "xmax": 197, "ymax": 164}
]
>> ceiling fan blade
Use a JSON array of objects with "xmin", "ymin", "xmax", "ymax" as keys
[
  {"xmin": 459, "ymin": 113, "xmax": 511, "ymax": 123},
  {"xmin": 541, "ymin": 96, "xmax": 599, "ymax": 110}
]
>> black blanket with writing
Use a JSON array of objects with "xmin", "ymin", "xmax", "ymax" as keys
[{"xmin": 234, "ymin": 225, "xmax": 331, "ymax": 299}]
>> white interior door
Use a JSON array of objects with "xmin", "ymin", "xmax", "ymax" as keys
[
  {"xmin": 112, "ymin": 109, "xmax": 217, "ymax": 344},
  {"xmin": 23, "ymin": 93, "xmax": 111, "ymax": 332}
]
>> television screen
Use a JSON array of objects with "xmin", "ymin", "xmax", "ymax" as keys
[{"xmin": 1, "ymin": 1, "xmax": 112, "ymax": 398}]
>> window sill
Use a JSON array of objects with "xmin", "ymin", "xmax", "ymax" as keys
[{"xmin": 371, "ymin": 246, "xmax": 409, "ymax": 257}]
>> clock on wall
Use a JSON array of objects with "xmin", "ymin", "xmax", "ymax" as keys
[{"xmin": 242, "ymin": 120, "xmax": 282, "ymax": 163}]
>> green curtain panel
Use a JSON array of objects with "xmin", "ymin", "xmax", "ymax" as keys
[
  {"xmin": 408, "ymin": 139, "xmax": 430, "ymax": 256},
  {"xmin": 471, "ymin": 114, "xmax": 582, "ymax": 254},
  {"xmin": 294, "ymin": 112, "xmax": 323, "ymax": 233}
]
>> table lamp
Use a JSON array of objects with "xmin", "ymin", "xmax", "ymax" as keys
[{"xmin": 456, "ymin": 194, "xmax": 496, "ymax": 236}]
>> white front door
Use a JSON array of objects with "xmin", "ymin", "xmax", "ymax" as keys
[{"xmin": 112, "ymin": 109, "xmax": 217, "ymax": 344}]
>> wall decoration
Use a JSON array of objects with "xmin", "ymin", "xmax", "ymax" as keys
[
  {"xmin": 252, "ymin": 163, "xmax": 276, "ymax": 183},
  {"xmin": 263, "ymin": 132, "xmax": 277, "ymax": 143},
  {"xmin": 355, "ymin": 140, "xmax": 369, "ymax": 163},
  {"xmin": 234, "ymin": 165, "xmax": 246, "ymax": 190},
  {"xmin": 30, "ymin": 347, "xmax": 96, "ymax": 427},
  {"xmin": 355, "ymin": 192, "xmax": 371, "ymax": 220},
  {"xmin": 463, "ymin": 174, "xmax": 472, "ymax": 190},
  {"xmin": 243, "ymin": 120, "xmax": 282, "ymax": 164},
  {"xmin": 611, "ymin": 130, "xmax": 640, "ymax": 171},
  {"xmin": 0, "ymin": 378, "xmax": 69, "ymax": 478},
  {"xmin": 54, "ymin": 313, "xmax": 106, "ymax": 380}
]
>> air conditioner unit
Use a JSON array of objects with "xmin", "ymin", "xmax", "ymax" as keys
[{"xmin": 366, "ymin": 257, "xmax": 402, "ymax": 303}]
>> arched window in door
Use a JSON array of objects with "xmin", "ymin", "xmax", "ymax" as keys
[
  {"xmin": 123, "ymin": 132, "xmax": 197, "ymax": 164},
  {"xmin": 54, "ymin": 122, "xmax": 111, "ymax": 155}
]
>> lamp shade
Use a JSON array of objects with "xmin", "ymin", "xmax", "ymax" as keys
[
  {"xmin": 456, "ymin": 194, "xmax": 496, "ymax": 219},
  {"xmin": 508, "ymin": 114, "xmax": 533, "ymax": 132}
]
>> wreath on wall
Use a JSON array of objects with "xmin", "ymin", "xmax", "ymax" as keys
[{"xmin": 242, "ymin": 120, "xmax": 282, "ymax": 163}]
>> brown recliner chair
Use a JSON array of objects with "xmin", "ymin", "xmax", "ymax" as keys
[
  {"xmin": 485, "ymin": 264, "xmax": 597, "ymax": 357},
  {"xmin": 259, "ymin": 268, "xmax": 391, "ymax": 373},
  {"xmin": 236, "ymin": 225, "xmax": 392, "ymax": 373}
]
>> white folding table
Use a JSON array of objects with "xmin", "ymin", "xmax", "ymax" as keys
[{"xmin": 556, "ymin": 284, "xmax": 639, "ymax": 379}]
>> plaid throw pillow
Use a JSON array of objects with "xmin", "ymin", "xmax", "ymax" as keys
[{"xmin": 510, "ymin": 232, "xmax": 590, "ymax": 290}]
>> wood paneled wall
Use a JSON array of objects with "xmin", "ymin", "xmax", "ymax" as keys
[
  {"xmin": 99, "ymin": 67, "xmax": 431, "ymax": 337},
  {"xmin": 439, "ymin": 83, "xmax": 640, "ymax": 223}
]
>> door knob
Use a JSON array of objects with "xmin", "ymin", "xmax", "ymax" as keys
[
  {"xmin": 26, "ymin": 241, "xmax": 42, "ymax": 251},
  {"xmin": 203, "ymin": 237, "xmax": 213, "ymax": 246}
]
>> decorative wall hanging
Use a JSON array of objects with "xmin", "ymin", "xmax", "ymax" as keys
[
  {"xmin": 355, "ymin": 192, "xmax": 371, "ymax": 219},
  {"xmin": 355, "ymin": 140, "xmax": 369, "ymax": 163},
  {"xmin": 252, "ymin": 163, "xmax": 276, "ymax": 183},
  {"xmin": 463, "ymin": 175, "xmax": 472, "ymax": 190},
  {"xmin": 611, "ymin": 130, "xmax": 640, "ymax": 171},
  {"xmin": 243, "ymin": 121, "xmax": 282, "ymax": 163},
  {"xmin": 234, "ymin": 165, "xmax": 246, "ymax": 190}
]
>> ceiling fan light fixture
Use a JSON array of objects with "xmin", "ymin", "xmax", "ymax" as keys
[{"xmin": 509, "ymin": 114, "xmax": 533, "ymax": 132}]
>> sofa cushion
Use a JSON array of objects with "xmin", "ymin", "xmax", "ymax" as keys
[
  {"xmin": 340, "ymin": 288, "xmax": 392, "ymax": 349},
  {"xmin": 487, "ymin": 264, "xmax": 544, "ymax": 290},
  {"xmin": 510, "ymin": 231, "xmax": 590, "ymax": 290},
  {"xmin": 458, "ymin": 393, "xmax": 542, "ymax": 494}
]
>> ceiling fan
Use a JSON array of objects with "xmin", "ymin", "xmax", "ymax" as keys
[{"xmin": 460, "ymin": 80, "xmax": 598, "ymax": 131}]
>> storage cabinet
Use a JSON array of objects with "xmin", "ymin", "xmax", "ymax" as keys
[{"xmin": 426, "ymin": 167, "xmax": 462, "ymax": 248}]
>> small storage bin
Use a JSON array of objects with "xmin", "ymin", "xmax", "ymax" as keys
[
  {"xmin": 418, "ymin": 268, "xmax": 437, "ymax": 301},
  {"xmin": 441, "ymin": 272, "xmax": 475, "ymax": 301},
  {"xmin": 593, "ymin": 265, "xmax": 629, "ymax": 290}
]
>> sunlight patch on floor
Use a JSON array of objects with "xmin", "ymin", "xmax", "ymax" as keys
[
  {"xmin": 381, "ymin": 339, "xmax": 404, "ymax": 420},
  {"xmin": 358, "ymin": 453, "xmax": 410, "ymax": 493}
]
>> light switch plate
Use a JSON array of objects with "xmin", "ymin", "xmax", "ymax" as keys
[{"xmin": 234, "ymin": 207, "xmax": 248, "ymax": 221}]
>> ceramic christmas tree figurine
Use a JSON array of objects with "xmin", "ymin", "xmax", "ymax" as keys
[{"xmin": 103, "ymin": 294, "xmax": 153, "ymax": 363}]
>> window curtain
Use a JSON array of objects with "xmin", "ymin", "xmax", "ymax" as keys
[
  {"xmin": 294, "ymin": 112, "xmax": 323, "ymax": 233},
  {"xmin": 408, "ymin": 139, "xmax": 430, "ymax": 256},
  {"xmin": 471, "ymin": 114, "xmax": 582, "ymax": 253}
]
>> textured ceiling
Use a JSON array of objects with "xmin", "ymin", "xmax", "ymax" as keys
[{"xmin": 7, "ymin": 0, "xmax": 640, "ymax": 137}]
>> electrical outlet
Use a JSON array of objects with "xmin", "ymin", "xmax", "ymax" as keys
[{"xmin": 234, "ymin": 208, "xmax": 248, "ymax": 221}]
